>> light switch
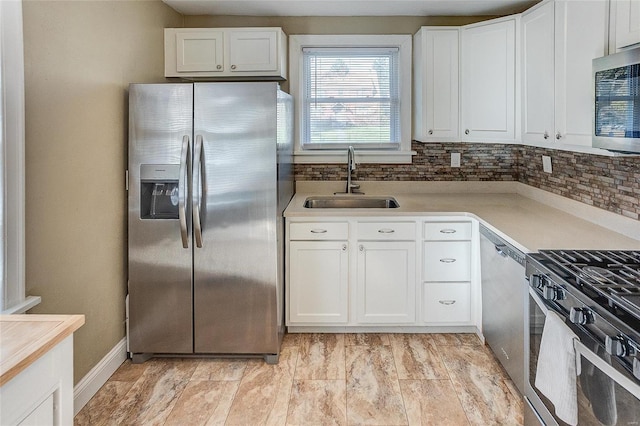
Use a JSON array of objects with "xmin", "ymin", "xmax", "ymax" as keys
[
  {"xmin": 542, "ymin": 155, "xmax": 552, "ymax": 173},
  {"xmin": 451, "ymin": 152, "xmax": 461, "ymax": 168}
]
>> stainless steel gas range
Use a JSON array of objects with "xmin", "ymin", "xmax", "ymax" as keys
[{"xmin": 525, "ymin": 250, "xmax": 640, "ymax": 426}]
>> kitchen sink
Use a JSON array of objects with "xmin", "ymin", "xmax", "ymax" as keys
[{"xmin": 303, "ymin": 195, "xmax": 400, "ymax": 209}]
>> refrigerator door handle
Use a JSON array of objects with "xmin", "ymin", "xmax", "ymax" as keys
[
  {"xmin": 193, "ymin": 135, "xmax": 204, "ymax": 248},
  {"xmin": 178, "ymin": 135, "xmax": 190, "ymax": 248}
]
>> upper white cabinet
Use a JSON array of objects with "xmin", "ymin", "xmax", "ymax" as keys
[
  {"xmin": 521, "ymin": 1, "xmax": 555, "ymax": 144},
  {"xmin": 165, "ymin": 28, "xmax": 288, "ymax": 79},
  {"xmin": 413, "ymin": 27, "xmax": 460, "ymax": 142},
  {"xmin": 521, "ymin": 0, "xmax": 609, "ymax": 147},
  {"xmin": 612, "ymin": 0, "xmax": 640, "ymax": 50},
  {"xmin": 461, "ymin": 16, "xmax": 518, "ymax": 142}
]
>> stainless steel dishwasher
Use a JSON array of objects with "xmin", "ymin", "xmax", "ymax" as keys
[{"xmin": 480, "ymin": 224, "xmax": 527, "ymax": 395}]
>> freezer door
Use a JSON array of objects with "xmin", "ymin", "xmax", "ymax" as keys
[
  {"xmin": 128, "ymin": 84, "xmax": 194, "ymax": 354},
  {"xmin": 193, "ymin": 82, "xmax": 279, "ymax": 354}
]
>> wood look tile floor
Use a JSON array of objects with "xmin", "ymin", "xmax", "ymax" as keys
[{"xmin": 75, "ymin": 333, "xmax": 523, "ymax": 426}]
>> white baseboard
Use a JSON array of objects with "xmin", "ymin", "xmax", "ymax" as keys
[{"xmin": 73, "ymin": 337, "xmax": 127, "ymax": 416}]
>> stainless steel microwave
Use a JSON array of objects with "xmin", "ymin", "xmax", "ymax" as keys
[{"xmin": 593, "ymin": 47, "xmax": 640, "ymax": 153}]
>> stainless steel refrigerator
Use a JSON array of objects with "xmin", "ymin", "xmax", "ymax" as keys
[{"xmin": 127, "ymin": 82, "xmax": 293, "ymax": 363}]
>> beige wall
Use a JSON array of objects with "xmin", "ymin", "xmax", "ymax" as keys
[
  {"xmin": 185, "ymin": 15, "xmax": 496, "ymax": 34},
  {"xmin": 22, "ymin": 0, "xmax": 182, "ymax": 383}
]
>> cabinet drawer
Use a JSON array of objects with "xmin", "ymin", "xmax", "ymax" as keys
[
  {"xmin": 424, "ymin": 221, "xmax": 472, "ymax": 241},
  {"xmin": 357, "ymin": 222, "xmax": 416, "ymax": 240},
  {"xmin": 423, "ymin": 241, "xmax": 471, "ymax": 281},
  {"xmin": 423, "ymin": 282, "xmax": 471, "ymax": 323},
  {"xmin": 289, "ymin": 222, "xmax": 348, "ymax": 240}
]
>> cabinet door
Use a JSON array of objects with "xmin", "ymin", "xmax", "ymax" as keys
[
  {"xmin": 357, "ymin": 241, "xmax": 416, "ymax": 323},
  {"xmin": 521, "ymin": 1, "xmax": 555, "ymax": 144},
  {"xmin": 554, "ymin": 0, "xmax": 608, "ymax": 146},
  {"xmin": 175, "ymin": 30, "xmax": 224, "ymax": 73},
  {"xmin": 414, "ymin": 28, "xmax": 459, "ymax": 141},
  {"xmin": 289, "ymin": 241, "xmax": 349, "ymax": 324},
  {"xmin": 228, "ymin": 29, "xmax": 279, "ymax": 72},
  {"xmin": 615, "ymin": 0, "xmax": 640, "ymax": 50},
  {"xmin": 461, "ymin": 18, "xmax": 517, "ymax": 142}
]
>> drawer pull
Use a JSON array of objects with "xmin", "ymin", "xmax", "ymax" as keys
[
  {"xmin": 440, "ymin": 229, "xmax": 457, "ymax": 234},
  {"xmin": 439, "ymin": 300, "xmax": 456, "ymax": 305},
  {"xmin": 440, "ymin": 258, "xmax": 456, "ymax": 263},
  {"xmin": 378, "ymin": 228, "xmax": 395, "ymax": 234},
  {"xmin": 310, "ymin": 229, "xmax": 327, "ymax": 234}
]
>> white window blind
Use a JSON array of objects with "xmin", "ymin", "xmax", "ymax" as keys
[{"xmin": 302, "ymin": 47, "xmax": 400, "ymax": 149}]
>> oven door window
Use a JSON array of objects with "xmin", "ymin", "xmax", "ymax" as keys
[{"xmin": 577, "ymin": 352, "xmax": 640, "ymax": 425}]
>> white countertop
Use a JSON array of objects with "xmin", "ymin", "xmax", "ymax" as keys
[{"xmin": 285, "ymin": 181, "xmax": 640, "ymax": 252}]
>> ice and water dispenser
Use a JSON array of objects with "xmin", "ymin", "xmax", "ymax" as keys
[{"xmin": 139, "ymin": 164, "xmax": 181, "ymax": 219}]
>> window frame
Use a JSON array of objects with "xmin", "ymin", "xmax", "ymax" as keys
[
  {"xmin": 1, "ymin": 0, "xmax": 39, "ymax": 314},
  {"xmin": 289, "ymin": 35, "xmax": 414, "ymax": 164}
]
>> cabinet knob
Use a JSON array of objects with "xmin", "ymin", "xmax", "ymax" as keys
[
  {"xmin": 231, "ymin": 64, "xmax": 237, "ymax": 70},
  {"xmin": 359, "ymin": 244, "xmax": 364, "ymax": 252},
  {"xmin": 543, "ymin": 131, "xmax": 549, "ymax": 140},
  {"xmin": 428, "ymin": 129, "xmax": 433, "ymax": 135},
  {"xmin": 342, "ymin": 244, "xmax": 347, "ymax": 251},
  {"xmin": 216, "ymin": 65, "xmax": 222, "ymax": 70},
  {"xmin": 556, "ymin": 132, "xmax": 562, "ymax": 140},
  {"xmin": 464, "ymin": 129, "xmax": 470, "ymax": 135},
  {"xmin": 439, "ymin": 258, "xmax": 456, "ymax": 263}
]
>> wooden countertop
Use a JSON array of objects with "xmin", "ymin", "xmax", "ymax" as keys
[{"xmin": 0, "ymin": 314, "xmax": 85, "ymax": 386}]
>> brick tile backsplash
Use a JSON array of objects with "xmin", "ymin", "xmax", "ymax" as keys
[{"xmin": 293, "ymin": 141, "xmax": 640, "ymax": 220}]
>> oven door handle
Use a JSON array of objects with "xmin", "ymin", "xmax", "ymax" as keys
[{"xmin": 574, "ymin": 340, "xmax": 640, "ymax": 398}]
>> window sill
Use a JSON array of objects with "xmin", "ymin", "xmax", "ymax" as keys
[
  {"xmin": 2, "ymin": 296, "xmax": 42, "ymax": 315},
  {"xmin": 293, "ymin": 150, "xmax": 416, "ymax": 164}
]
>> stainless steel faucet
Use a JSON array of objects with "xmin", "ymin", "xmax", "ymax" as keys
[{"xmin": 346, "ymin": 145, "xmax": 361, "ymax": 194}]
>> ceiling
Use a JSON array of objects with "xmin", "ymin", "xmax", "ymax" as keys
[{"xmin": 163, "ymin": 0, "xmax": 539, "ymax": 17}]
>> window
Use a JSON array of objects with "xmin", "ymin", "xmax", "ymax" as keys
[
  {"xmin": 0, "ymin": 0, "xmax": 39, "ymax": 314},
  {"xmin": 290, "ymin": 35, "xmax": 414, "ymax": 164},
  {"xmin": 303, "ymin": 47, "xmax": 400, "ymax": 149}
]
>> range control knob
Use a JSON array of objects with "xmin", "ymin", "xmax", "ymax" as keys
[
  {"xmin": 543, "ymin": 285, "xmax": 566, "ymax": 301},
  {"xmin": 605, "ymin": 335, "xmax": 635, "ymax": 357},
  {"xmin": 530, "ymin": 274, "xmax": 546, "ymax": 290},
  {"xmin": 569, "ymin": 307, "xmax": 595, "ymax": 325},
  {"xmin": 634, "ymin": 357, "xmax": 640, "ymax": 380}
]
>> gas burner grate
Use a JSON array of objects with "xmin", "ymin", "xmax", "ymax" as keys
[{"xmin": 538, "ymin": 250, "xmax": 640, "ymax": 320}]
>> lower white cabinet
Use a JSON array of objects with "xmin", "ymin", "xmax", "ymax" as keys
[
  {"xmin": 356, "ymin": 241, "xmax": 416, "ymax": 323},
  {"xmin": 288, "ymin": 241, "xmax": 349, "ymax": 324},
  {"xmin": 423, "ymin": 282, "xmax": 471, "ymax": 323},
  {"xmin": 286, "ymin": 216, "xmax": 478, "ymax": 329},
  {"xmin": 423, "ymin": 241, "xmax": 471, "ymax": 282}
]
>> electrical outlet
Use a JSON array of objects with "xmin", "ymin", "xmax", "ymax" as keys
[
  {"xmin": 451, "ymin": 152, "xmax": 461, "ymax": 168},
  {"xmin": 542, "ymin": 155, "xmax": 552, "ymax": 173}
]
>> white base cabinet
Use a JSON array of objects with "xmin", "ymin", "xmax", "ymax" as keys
[
  {"xmin": 357, "ymin": 241, "xmax": 416, "ymax": 324},
  {"xmin": 289, "ymin": 240, "xmax": 349, "ymax": 324},
  {"xmin": 423, "ymin": 282, "xmax": 471, "ymax": 324},
  {"xmin": 286, "ymin": 217, "xmax": 478, "ymax": 329},
  {"xmin": 1, "ymin": 336, "xmax": 74, "ymax": 426}
]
